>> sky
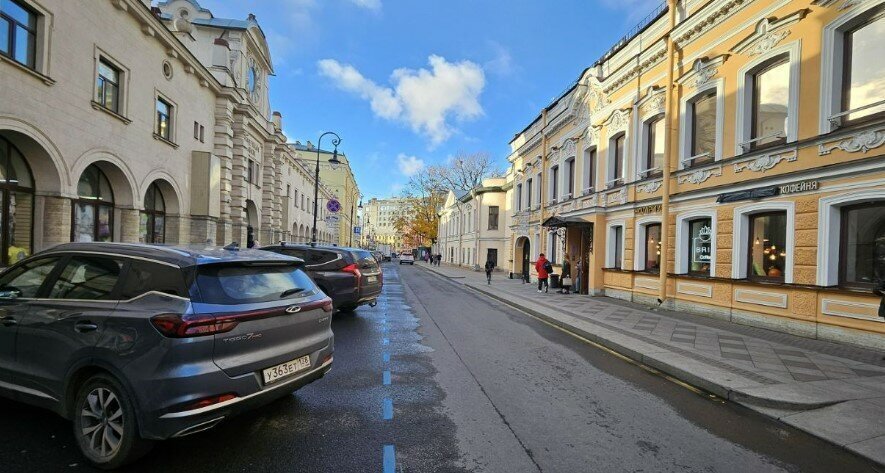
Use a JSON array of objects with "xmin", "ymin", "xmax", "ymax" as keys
[{"xmin": 194, "ymin": 0, "xmax": 663, "ymax": 199}]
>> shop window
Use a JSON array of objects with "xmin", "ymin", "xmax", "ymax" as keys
[
  {"xmin": 747, "ymin": 212, "xmax": 787, "ymax": 282},
  {"xmin": 642, "ymin": 116, "xmax": 664, "ymax": 178},
  {"xmin": 643, "ymin": 223, "xmax": 661, "ymax": 272},
  {"xmin": 72, "ymin": 164, "xmax": 114, "ymax": 243},
  {"xmin": 839, "ymin": 202, "xmax": 885, "ymax": 289},
  {"xmin": 749, "ymin": 57, "xmax": 789, "ymax": 150},
  {"xmin": 0, "ymin": 136, "xmax": 34, "ymax": 266},
  {"xmin": 688, "ymin": 91, "xmax": 716, "ymax": 166},
  {"xmin": 687, "ymin": 218, "xmax": 712, "ymax": 275},
  {"xmin": 140, "ymin": 182, "xmax": 166, "ymax": 244},
  {"xmin": 607, "ymin": 225, "xmax": 624, "ymax": 269},
  {"xmin": 0, "ymin": 0, "xmax": 37, "ymax": 69}
]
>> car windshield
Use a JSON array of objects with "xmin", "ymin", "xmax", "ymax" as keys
[{"xmin": 195, "ymin": 263, "xmax": 315, "ymax": 304}]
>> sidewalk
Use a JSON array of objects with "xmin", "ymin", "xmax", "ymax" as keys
[{"xmin": 416, "ymin": 262, "xmax": 885, "ymax": 466}]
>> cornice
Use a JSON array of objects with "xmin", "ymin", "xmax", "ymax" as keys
[
  {"xmin": 673, "ymin": 0, "xmax": 753, "ymax": 48},
  {"xmin": 729, "ymin": 9, "xmax": 810, "ymax": 57}
]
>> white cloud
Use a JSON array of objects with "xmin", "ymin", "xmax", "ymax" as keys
[
  {"xmin": 349, "ymin": 0, "xmax": 381, "ymax": 11},
  {"xmin": 396, "ymin": 154, "xmax": 425, "ymax": 177},
  {"xmin": 318, "ymin": 55, "xmax": 485, "ymax": 146},
  {"xmin": 484, "ymin": 41, "xmax": 514, "ymax": 76}
]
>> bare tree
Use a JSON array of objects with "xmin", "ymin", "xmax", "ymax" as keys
[{"xmin": 427, "ymin": 151, "xmax": 504, "ymax": 192}]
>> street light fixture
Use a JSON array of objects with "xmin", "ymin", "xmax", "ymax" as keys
[{"xmin": 312, "ymin": 131, "xmax": 341, "ymax": 246}]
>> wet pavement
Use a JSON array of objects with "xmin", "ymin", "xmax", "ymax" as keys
[{"xmin": 0, "ymin": 263, "xmax": 879, "ymax": 472}]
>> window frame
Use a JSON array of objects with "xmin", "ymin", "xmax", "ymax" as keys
[
  {"xmin": 608, "ymin": 133, "xmax": 625, "ymax": 187},
  {"xmin": 550, "ymin": 165, "xmax": 559, "ymax": 201},
  {"xmin": 95, "ymin": 57, "xmax": 121, "ymax": 114},
  {"xmin": 688, "ymin": 90, "xmax": 717, "ymax": 166},
  {"xmin": 746, "ymin": 211, "xmax": 788, "ymax": 283},
  {"xmin": 605, "ymin": 222, "xmax": 625, "ymax": 269},
  {"xmin": 0, "ymin": 0, "xmax": 37, "ymax": 69},
  {"xmin": 642, "ymin": 114, "xmax": 665, "ymax": 178},
  {"xmin": 154, "ymin": 94, "xmax": 175, "ymax": 143},
  {"xmin": 840, "ymin": 13, "xmax": 885, "ymax": 127},
  {"xmin": 488, "ymin": 205, "xmax": 499, "ymax": 231},
  {"xmin": 837, "ymin": 201, "xmax": 885, "ymax": 290},
  {"xmin": 71, "ymin": 165, "xmax": 116, "ymax": 243},
  {"xmin": 583, "ymin": 147, "xmax": 596, "ymax": 194},
  {"xmin": 565, "ymin": 157, "xmax": 575, "ymax": 197},
  {"xmin": 749, "ymin": 57, "xmax": 790, "ymax": 151}
]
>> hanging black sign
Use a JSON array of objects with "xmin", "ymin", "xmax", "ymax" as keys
[{"xmin": 716, "ymin": 185, "xmax": 779, "ymax": 203}]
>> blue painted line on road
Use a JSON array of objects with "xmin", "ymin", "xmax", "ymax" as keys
[
  {"xmin": 381, "ymin": 326, "xmax": 388, "ymax": 333},
  {"xmin": 383, "ymin": 445, "xmax": 396, "ymax": 473},
  {"xmin": 382, "ymin": 338, "xmax": 390, "ymax": 346},
  {"xmin": 381, "ymin": 318, "xmax": 387, "ymax": 324},
  {"xmin": 382, "ymin": 398, "xmax": 393, "ymax": 420},
  {"xmin": 382, "ymin": 352, "xmax": 390, "ymax": 363},
  {"xmin": 383, "ymin": 370, "xmax": 391, "ymax": 385}
]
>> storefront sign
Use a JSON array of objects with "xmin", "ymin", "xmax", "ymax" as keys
[
  {"xmin": 716, "ymin": 186, "xmax": 778, "ymax": 203},
  {"xmin": 635, "ymin": 204, "xmax": 662, "ymax": 216},
  {"xmin": 692, "ymin": 224, "xmax": 712, "ymax": 264},
  {"xmin": 779, "ymin": 180, "xmax": 818, "ymax": 195}
]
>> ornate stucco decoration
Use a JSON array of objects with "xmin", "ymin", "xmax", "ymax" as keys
[
  {"xmin": 588, "ymin": 84, "xmax": 609, "ymax": 113},
  {"xmin": 733, "ymin": 150, "xmax": 797, "ymax": 173},
  {"xmin": 604, "ymin": 108, "xmax": 631, "ymax": 134},
  {"xmin": 730, "ymin": 10, "xmax": 809, "ymax": 56},
  {"xmin": 819, "ymin": 128, "xmax": 885, "ymax": 155},
  {"xmin": 636, "ymin": 180, "xmax": 663, "ymax": 194},
  {"xmin": 674, "ymin": 0, "xmax": 751, "ymax": 47},
  {"xmin": 638, "ymin": 86, "xmax": 666, "ymax": 118},
  {"xmin": 581, "ymin": 194, "xmax": 598, "ymax": 209},
  {"xmin": 812, "ymin": 0, "xmax": 869, "ymax": 9},
  {"xmin": 677, "ymin": 166, "xmax": 722, "ymax": 185},
  {"xmin": 677, "ymin": 55, "xmax": 729, "ymax": 90},
  {"xmin": 604, "ymin": 188, "xmax": 627, "ymax": 206},
  {"xmin": 562, "ymin": 138, "xmax": 577, "ymax": 158},
  {"xmin": 584, "ymin": 126, "xmax": 600, "ymax": 147}
]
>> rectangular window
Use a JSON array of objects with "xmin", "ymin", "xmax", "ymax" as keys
[
  {"xmin": 0, "ymin": 0, "xmax": 37, "ymax": 69},
  {"xmin": 550, "ymin": 232, "xmax": 558, "ymax": 263},
  {"xmin": 551, "ymin": 165, "xmax": 559, "ymax": 199},
  {"xmin": 751, "ymin": 58, "xmax": 789, "ymax": 149},
  {"xmin": 526, "ymin": 178, "xmax": 533, "ymax": 207},
  {"xmin": 645, "ymin": 117, "xmax": 664, "ymax": 176},
  {"xmin": 613, "ymin": 226, "xmax": 623, "ymax": 269},
  {"xmin": 747, "ymin": 212, "xmax": 787, "ymax": 282},
  {"xmin": 611, "ymin": 134, "xmax": 625, "ymax": 184},
  {"xmin": 488, "ymin": 206, "xmax": 499, "ymax": 230},
  {"xmin": 96, "ymin": 59, "xmax": 120, "ymax": 113},
  {"xmin": 839, "ymin": 202, "xmax": 885, "ymax": 289},
  {"xmin": 199, "ymin": 124, "xmax": 205, "ymax": 142},
  {"xmin": 156, "ymin": 97, "xmax": 172, "ymax": 140},
  {"xmin": 585, "ymin": 148, "xmax": 596, "ymax": 192},
  {"xmin": 566, "ymin": 158, "xmax": 575, "ymax": 195},
  {"xmin": 842, "ymin": 16, "xmax": 885, "ymax": 122},
  {"xmin": 193, "ymin": 121, "xmax": 200, "ymax": 140},
  {"xmin": 687, "ymin": 218, "xmax": 712, "ymax": 275},
  {"xmin": 516, "ymin": 183, "xmax": 523, "ymax": 211},
  {"xmin": 644, "ymin": 223, "xmax": 661, "ymax": 272},
  {"xmin": 690, "ymin": 91, "xmax": 717, "ymax": 165}
]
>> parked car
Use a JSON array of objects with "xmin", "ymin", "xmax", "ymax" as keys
[
  {"xmin": 371, "ymin": 251, "xmax": 384, "ymax": 264},
  {"xmin": 399, "ymin": 251, "xmax": 415, "ymax": 265},
  {"xmin": 261, "ymin": 243, "xmax": 382, "ymax": 313},
  {"xmin": 0, "ymin": 242, "xmax": 334, "ymax": 469}
]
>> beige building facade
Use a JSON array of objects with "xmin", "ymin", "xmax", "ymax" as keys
[
  {"xmin": 361, "ymin": 197, "xmax": 410, "ymax": 250},
  {"xmin": 0, "ymin": 0, "xmax": 333, "ymax": 262},
  {"xmin": 506, "ymin": 0, "xmax": 885, "ymax": 349},
  {"xmin": 293, "ymin": 142, "xmax": 360, "ymax": 247},
  {"xmin": 438, "ymin": 178, "xmax": 510, "ymax": 270}
]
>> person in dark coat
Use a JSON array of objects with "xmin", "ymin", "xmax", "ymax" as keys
[
  {"xmin": 557, "ymin": 255, "xmax": 571, "ymax": 294},
  {"xmin": 484, "ymin": 259, "xmax": 495, "ymax": 284}
]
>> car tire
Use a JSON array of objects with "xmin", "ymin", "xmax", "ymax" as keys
[{"xmin": 72, "ymin": 373, "xmax": 153, "ymax": 470}]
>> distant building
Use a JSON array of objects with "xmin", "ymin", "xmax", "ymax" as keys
[
  {"xmin": 292, "ymin": 142, "xmax": 360, "ymax": 247},
  {"xmin": 362, "ymin": 197, "xmax": 411, "ymax": 250}
]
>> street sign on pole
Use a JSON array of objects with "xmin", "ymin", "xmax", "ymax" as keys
[
  {"xmin": 326, "ymin": 199, "xmax": 341, "ymax": 213},
  {"xmin": 325, "ymin": 215, "xmax": 340, "ymax": 225},
  {"xmin": 354, "ymin": 226, "xmax": 361, "ymax": 235}
]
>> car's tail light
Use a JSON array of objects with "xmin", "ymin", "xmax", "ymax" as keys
[
  {"xmin": 172, "ymin": 393, "xmax": 237, "ymax": 413},
  {"xmin": 151, "ymin": 313, "xmax": 240, "ymax": 338},
  {"xmin": 342, "ymin": 263, "xmax": 362, "ymax": 285},
  {"xmin": 322, "ymin": 300, "xmax": 334, "ymax": 313}
]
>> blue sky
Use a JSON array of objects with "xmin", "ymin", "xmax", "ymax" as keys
[{"xmin": 196, "ymin": 0, "xmax": 661, "ymax": 198}]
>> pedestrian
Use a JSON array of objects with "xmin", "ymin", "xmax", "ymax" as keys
[
  {"xmin": 484, "ymin": 258, "xmax": 495, "ymax": 285},
  {"xmin": 558, "ymin": 255, "xmax": 571, "ymax": 294},
  {"xmin": 436, "ymin": 254, "xmax": 442, "ymax": 266},
  {"xmin": 574, "ymin": 257, "xmax": 583, "ymax": 295},
  {"xmin": 535, "ymin": 253, "xmax": 551, "ymax": 293}
]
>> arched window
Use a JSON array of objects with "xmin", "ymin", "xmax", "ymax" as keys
[
  {"xmin": 0, "ymin": 136, "xmax": 34, "ymax": 266},
  {"xmin": 72, "ymin": 164, "xmax": 114, "ymax": 242},
  {"xmin": 140, "ymin": 182, "xmax": 166, "ymax": 243}
]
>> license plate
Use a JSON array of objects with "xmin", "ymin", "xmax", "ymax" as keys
[
  {"xmin": 262, "ymin": 355, "xmax": 311, "ymax": 384},
  {"xmin": 367, "ymin": 275, "xmax": 377, "ymax": 283}
]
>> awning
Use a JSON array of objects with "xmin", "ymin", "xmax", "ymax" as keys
[{"xmin": 542, "ymin": 215, "xmax": 594, "ymax": 228}]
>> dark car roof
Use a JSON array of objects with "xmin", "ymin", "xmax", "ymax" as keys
[
  {"xmin": 264, "ymin": 243, "xmax": 370, "ymax": 254},
  {"xmin": 39, "ymin": 242, "xmax": 302, "ymax": 268}
]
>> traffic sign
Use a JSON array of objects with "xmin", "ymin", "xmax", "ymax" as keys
[
  {"xmin": 325, "ymin": 215, "xmax": 340, "ymax": 225},
  {"xmin": 326, "ymin": 199, "xmax": 341, "ymax": 213},
  {"xmin": 354, "ymin": 226, "xmax": 361, "ymax": 234}
]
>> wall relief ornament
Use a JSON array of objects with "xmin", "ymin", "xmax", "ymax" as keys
[
  {"xmin": 677, "ymin": 166, "xmax": 722, "ymax": 185},
  {"xmin": 729, "ymin": 10, "xmax": 809, "ymax": 56},
  {"xmin": 733, "ymin": 151, "xmax": 797, "ymax": 173},
  {"xmin": 677, "ymin": 55, "xmax": 729, "ymax": 90},
  {"xmin": 604, "ymin": 108, "xmax": 631, "ymax": 134},
  {"xmin": 636, "ymin": 180, "xmax": 663, "ymax": 194},
  {"xmin": 605, "ymin": 188, "xmax": 627, "ymax": 206},
  {"xmin": 818, "ymin": 129, "xmax": 885, "ymax": 155},
  {"xmin": 562, "ymin": 138, "xmax": 577, "ymax": 157},
  {"xmin": 584, "ymin": 126, "xmax": 600, "ymax": 147},
  {"xmin": 640, "ymin": 92, "xmax": 666, "ymax": 118}
]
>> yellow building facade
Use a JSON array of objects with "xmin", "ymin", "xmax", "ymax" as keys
[{"xmin": 506, "ymin": 0, "xmax": 885, "ymax": 349}]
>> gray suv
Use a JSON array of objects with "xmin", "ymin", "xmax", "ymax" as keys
[{"xmin": 0, "ymin": 243, "xmax": 334, "ymax": 469}]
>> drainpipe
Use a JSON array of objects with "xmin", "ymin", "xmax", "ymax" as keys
[
  {"xmin": 540, "ymin": 108, "xmax": 549, "ymax": 261},
  {"xmin": 658, "ymin": 0, "xmax": 677, "ymax": 305}
]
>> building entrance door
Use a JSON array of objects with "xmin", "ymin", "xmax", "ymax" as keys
[{"xmin": 521, "ymin": 238, "xmax": 530, "ymax": 282}]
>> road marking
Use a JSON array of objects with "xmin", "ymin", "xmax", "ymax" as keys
[
  {"xmin": 382, "ymin": 370, "xmax": 391, "ymax": 385},
  {"xmin": 383, "ymin": 445, "xmax": 396, "ymax": 473},
  {"xmin": 382, "ymin": 352, "xmax": 390, "ymax": 363},
  {"xmin": 381, "ymin": 326, "xmax": 389, "ymax": 333},
  {"xmin": 382, "ymin": 338, "xmax": 389, "ymax": 346},
  {"xmin": 382, "ymin": 398, "xmax": 393, "ymax": 420}
]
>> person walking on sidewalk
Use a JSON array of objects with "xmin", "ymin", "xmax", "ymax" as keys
[
  {"xmin": 484, "ymin": 258, "xmax": 495, "ymax": 285},
  {"xmin": 558, "ymin": 255, "xmax": 571, "ymax": 294},
  {"xmin": 535, "ymin": 253, "xmax": 551, "ymax": 293},
  {"xmin": 574, "ymin": 257, "xmax": 583, "ymax": 295}
]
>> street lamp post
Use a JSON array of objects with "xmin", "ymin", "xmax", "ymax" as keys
[{"xmin": 312, "ymin": 132, "xmax": 342, "ymax": 246}]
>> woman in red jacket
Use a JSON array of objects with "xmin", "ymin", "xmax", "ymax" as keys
[{"xmin": 535, "ymin": 253, "xmax": 550, "ymax": 293}]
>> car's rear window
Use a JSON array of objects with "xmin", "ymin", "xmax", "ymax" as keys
[
  {"xmin": 353, "ymin": 250, "xmax": 379, "ymax": 270},
  {"xmin": 194, "ymin": 263, "xmax": 315, "ymax": 304}
]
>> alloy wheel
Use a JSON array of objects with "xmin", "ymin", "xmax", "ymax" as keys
[{"xmin": 79, "ymin": 387, "xmax": 124, "ymax": 458}]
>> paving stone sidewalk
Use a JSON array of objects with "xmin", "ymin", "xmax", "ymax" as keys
[{"xmin": 416, "ymin": 262, "xmax": 885, "ymax": 466}]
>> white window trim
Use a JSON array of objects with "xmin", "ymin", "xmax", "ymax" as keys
[
  {"xmin": 678, "ymin": 79, "xmax": 724, "ymax": 169},
  {"xmin": 605, "ymin": 220, "xmax": 626, "ymax": 268},
  {"xmin": 563, "ymin": 156, "xmax": 576, "ymax": 199},
  {"xmin": 675, "ymin": 210, "xmax": 717, "ymax": 275},
  {"xmin": 607, "ymin": 132, "xmax": 628, "ymax": 185},
  {"xmin": 731, "ymin": 201, "xmax": 795, "ymax": 283},
  {"xmin": 582, "ymin": 146, "xmax": 597, "ymax": 194},
  {"xmin": 636, "ymin": 114, "xmax": 666, "ymax": 179},
  {"xmin": 633, "ymin": 216, "xmax": 662, "ymax": 271},
  {"xmin": 549, "ymin": 164, "xmax": 560, "ymax": 202},
  {"xmin": 816, "ymin": 189, "xmax": 885, "ymax": 286},
  {"xmin": 734, "ymin": 41, "xmax": 801, "ymax": 155},
  {"xmin": 819, "ymin": 2, "xmax": 883, "ymax": 134}
]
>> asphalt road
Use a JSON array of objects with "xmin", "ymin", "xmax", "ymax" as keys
[{"xmin": 0, "ymin": 263, "xmax": 878, "ymax": 472}]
